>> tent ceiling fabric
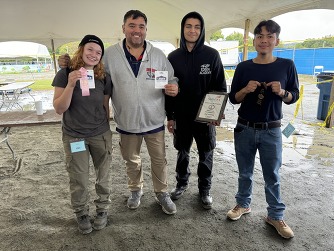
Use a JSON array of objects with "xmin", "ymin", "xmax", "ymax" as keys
[
  {"xmin": 1, "ymin": 0, "xmax": 334, "ymax": 50},
  {"xmin": 0, "ymin": 41, "xmax": 51, "ymax": 59}
]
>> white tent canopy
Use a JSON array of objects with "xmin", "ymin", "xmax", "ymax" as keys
[
  {"xmin": 0, "ymin": 41, "xmax": 51, "ymax": 59},
  {"xmin": 1, "ymin": 0, "xmax": 333, "ymax": 50},
  {"xmin": 1, "ymin": 0, "xmax": 333, "ymax": 73}
]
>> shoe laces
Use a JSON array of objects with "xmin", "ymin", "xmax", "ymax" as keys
[
  {"xmin": 278, "ymin": 220, "xmax": 287, "ymax": 228},
  {"xmin": 232, "ymin": 205, "xmax": 241, "ymax": 212},
  {"xmin": 131, "ymin": 191, "xmax": 142, "ymax": 199},
  {"xmin": 79, "ymin": 215, "xmax": 89, "ymax": 222},
  {"xmin": 97, "ymin": 212, "xmax": 107, "ymax": 217},
  {"xmin": 159, "ymin": 193, "xmax": 172, "ymax": 204}
]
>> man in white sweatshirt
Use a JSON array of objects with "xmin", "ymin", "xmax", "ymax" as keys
[{"xmin": 103, "ymin": 9, "xmax": 179, "ymax": 215}]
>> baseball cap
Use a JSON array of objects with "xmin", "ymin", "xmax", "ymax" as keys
[{"xmin": 79, "ymin": 34, "xmax": 104, "ymax": 56}]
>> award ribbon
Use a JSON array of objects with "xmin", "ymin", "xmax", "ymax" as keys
[{"xmin": 79, "ymin": 67, "xmax": 90, "ymax": 96}]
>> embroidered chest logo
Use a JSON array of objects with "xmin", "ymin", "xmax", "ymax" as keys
[
  {"xmin": 146, "ymin": 68, "xmax": 156, "ymax": 80},
  {"xmin": 199, "ymin": 64, "xmax": 211, "ymax": 75}
]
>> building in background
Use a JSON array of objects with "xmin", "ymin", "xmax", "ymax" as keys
[{"xmin": 209, "ymin": 40, "xmax": 240, "ymax": 69}]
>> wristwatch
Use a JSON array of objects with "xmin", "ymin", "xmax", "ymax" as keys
[{"xmin": 283, "ymin": 90, "xmax": 289, "ymax": 98}]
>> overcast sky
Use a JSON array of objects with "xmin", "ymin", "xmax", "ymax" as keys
[{"xmin": 222, "ymin": 9, "xmax": 334, "ymax": 42}]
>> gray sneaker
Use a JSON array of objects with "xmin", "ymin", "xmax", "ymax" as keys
[
  {"xmin": 127, "ymin": 190, "xmax": 143, "ymax": 209},
  {"xmin": 170, "ymin": 185, "xmax": 188, "ymax": 200},
  {"xmin": 93, "ymin": 211, "xmax": 108, "ymax": 230},
  {"xmin": 155, "ymin": 192, "xmax": 177, "ymax": 215},
  {"xmin": 76, "ymin": 215, "xmax": 92, "ymax": 234}
]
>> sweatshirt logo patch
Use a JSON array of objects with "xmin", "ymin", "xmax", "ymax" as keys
[
  {"xmin": 199, "ymin": 64, "xmax": 211, "ymax": 75},
  {"xmin": 146, "ymin": 68, "xmax": 156, "ymax": 80}
]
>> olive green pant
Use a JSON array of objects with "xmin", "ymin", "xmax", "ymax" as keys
[{"xmin": 62, "ymin": 130, "xmax": 112, "ymax": 217}]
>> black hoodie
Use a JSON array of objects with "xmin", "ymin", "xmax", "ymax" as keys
[{"xmin": 166, "ymin": 11, "xmax": 227, "ymax": 121}]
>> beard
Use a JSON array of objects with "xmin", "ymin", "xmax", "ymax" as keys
[{"xmin": 127, "ymin": 36, "xmax": 145, "ymax": 49}]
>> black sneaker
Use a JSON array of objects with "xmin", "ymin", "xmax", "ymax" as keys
[
  {"xmin": 77, "ymin": 215, "xmax": 92, "ymax": 234},
  {"xmin": 93, "ymin": 212, "xmax": 108, "ymax": 230},
  {"xmin": 200, "ymin": 192, "xmax": 213, "ymax": 210},
  {"xmin": 170, "ymin": 185, "xmax": 188, "ymax": 200}
]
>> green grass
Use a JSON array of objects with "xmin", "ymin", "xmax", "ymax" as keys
[{"xmin": 30, "ymin": 79, "xmax": 53, "ymax": 91}]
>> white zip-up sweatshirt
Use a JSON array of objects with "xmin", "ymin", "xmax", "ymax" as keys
[{"xmin": 103, "ymin": 41, "xmax": 178, "ymax": 133}]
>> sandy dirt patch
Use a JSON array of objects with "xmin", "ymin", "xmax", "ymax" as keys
[{"xmin": 0, "ymin": 80, "xmax": 333, "ymax": 250}]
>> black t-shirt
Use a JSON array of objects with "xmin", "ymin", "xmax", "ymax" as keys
[{"xmin": 52, "ymin": 68, "xmax": 112, "ymax": 138}]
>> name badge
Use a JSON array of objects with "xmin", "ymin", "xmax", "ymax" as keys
[
  {"xmin": 87, "ymin": 70, "xmax": 95, "ymax": 89},
  {"xmin": 282, "ymin": 122, "xmax": 295, "ymax": 138},
  {"xmin": 155, "ymin": 71, "xmax": 168, "ymax": 89},
  {"xmin": 70, "ymin": 140, "xmax": 86, "ymax": 153}
]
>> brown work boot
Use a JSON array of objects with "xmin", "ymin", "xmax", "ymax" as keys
[
  {"xmin": 265, "ymin": 216, "xmax": 294, "ymax": 239},
  {"xmin": 226, "ymin": 205, "xmax": 251, "ymax": 220}
]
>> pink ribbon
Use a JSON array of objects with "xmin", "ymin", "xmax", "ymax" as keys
[{"xmin": 79, "ymin": 67, "xmax": 90, "ymax": 96}]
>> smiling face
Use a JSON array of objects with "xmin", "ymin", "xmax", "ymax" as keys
[
  {"xmin": 183, "ymin": 18, "xmax": 201, "ymax": 44},
  {"xmin": 253, "ymin": 26, "xmax": 279, "ymax": 55},
  {"xmin": 122, "ymin": 16, "xmax": 147, "ymax": 48},
  {"xmin": 82, "ymin": 42, "xmax": 102, "ymax": 69}
]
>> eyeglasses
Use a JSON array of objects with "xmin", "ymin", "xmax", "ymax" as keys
[{"xmin": 128, "ymin": 49, "xmax": 149, "ymax": 64}]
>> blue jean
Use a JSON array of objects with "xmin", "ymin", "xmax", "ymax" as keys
[{"xmin": 234, "ymin": 122, "xmax": 286, "ymax": 220}]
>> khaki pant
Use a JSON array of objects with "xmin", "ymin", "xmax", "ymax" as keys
[
  {"xmin": 62, "ymin": 130, "xmax": 113, "ymax": 217},
  {"xmin": 119, "ymin": 130, "xmax": 168, "ymax": 193}
]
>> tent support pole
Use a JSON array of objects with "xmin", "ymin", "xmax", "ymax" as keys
[
  {"xmin": 242, "ymin": 19, "xmax": 250, "ymax": 61},
  {"xmin": 51, "ymin": 39, "xmax": 57, "ymax": 74}
]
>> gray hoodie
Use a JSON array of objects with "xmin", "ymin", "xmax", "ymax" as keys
[{"xmin": 104, "ymin": 41, "xmax": 178, "ymax": 133}]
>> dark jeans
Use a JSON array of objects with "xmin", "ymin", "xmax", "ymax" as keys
[{"xmin": 173, "ymin": 120, "xmax": 216, "ymax": 193}]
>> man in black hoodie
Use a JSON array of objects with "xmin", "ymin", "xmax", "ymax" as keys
[{"xmin": 165, "ymin": 12, "xmax": 227, "ymax": 209}]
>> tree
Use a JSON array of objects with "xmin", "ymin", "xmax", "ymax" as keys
[
  {"xmin": 210, "ymin": 30, "xmax": 225, "ymax": 41},
  {"xmin": 225, "ymin": 32, "xmax": 254, "ymax": 51},
  {"xmin": 300, "ymin": 36, "xmax": 334, "ymax": 48},
  {"xmin": 57, "ymin": 42, "xmax": 80, "ymax": 55},
  {"xmin": 225, "ymin": 32, "xmax": 243, "ymax": 44},
  {"xmin": 56, "ymin": 42, "xmax": 113, "ymax": 56}
]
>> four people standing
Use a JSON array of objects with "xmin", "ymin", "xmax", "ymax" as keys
[{"xmin": 55, "ymin": 11, "xmax": 298, "ymax": 240}]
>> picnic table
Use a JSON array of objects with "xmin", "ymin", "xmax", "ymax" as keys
[
  {"xmin": 0, "ymin": 109, "xmax": 62, "ymax": 161},
  {"xmin": 0, "ymin": 81, "xmax": 35, "ymax": 111}
]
